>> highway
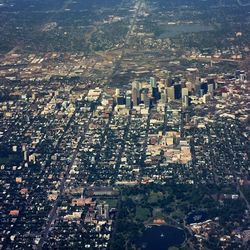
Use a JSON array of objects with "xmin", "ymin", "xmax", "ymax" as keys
[{"xmin": 106, "ymin": 0, "xmax": 144, "ymax": 83}]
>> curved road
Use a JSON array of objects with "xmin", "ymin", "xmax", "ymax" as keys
[{"xmin": 237, "ymin": 0, "xmax": 250, "ymax": 6}]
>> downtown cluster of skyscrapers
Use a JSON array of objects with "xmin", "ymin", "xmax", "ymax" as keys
[{"xmin": 114, "ymin": 69, "xmax": 217, "ymax": 110}]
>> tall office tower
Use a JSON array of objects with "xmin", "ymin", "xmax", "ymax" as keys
[
  {"xmin": 182, "ymin": 87, "xmax": 189, "ymax": 99},
  {"xmin": 132, "ymin": 81, "xmax": 140, "ymax": 106},
  {"xmin": 150, "ymin": 77, "xmax": 157, "ymax": 88},
  {"xmin": 186, "ymin": 81, "xmax": 193, "ymax": 92},
  {"xmin": 144, "ymin": 95, "xmax": 150, "ymax": 108},
  {"xmin": 125, "ymin": 90, "xmax": 132, "ymax": 109},
  {"xmin": 182, "ymin": 95, "xmax": 189, "ymax": 109},
  {"xmin": 115, "ymin": 88, "xmax": 120, "ymax": 96},
  {"xmin": 200, "ymin": 82, "xmax": 208, "ymax": 95},
  {"xmin": 132, "ymin": 81, "xmax": 140, "ymax": 90},
  {"xmin": 160, "ymin": 89, "xmax": 168, "ymax": 104},
  {"xmin": 182, "ymin": 87, "xmax": 189, "ymax": 109},
  {"xmin": 195, "ymin": 77, "xmax": 202, "ymax": 84},
  {"xmin": 150, "ymin": 76, "xmax": 159, "ymax": 100},
  {"xmin": 159, "ymin": 78, "xmax": 166, "ymax": 87},
  {"xmin": 208, "ymin": 84, "xmax": 214, "ymax": 97},
  {"xmin": 194, "ymin": 83, "xmax": 201, "ymax": 96},
  {"xmin": 116, "ymin": 95, "xmax": 125, "ymax": 105},
  {"xmin": 140, "ymin": 89, "xmax": 146, "ymax": 102},
  {"xmin": 180, "ymin": 79, "xmax": 186, "ymax": 87},
  {"xmin": 141, "ymin": 89, "xmax": 150, "ymax": 107},
  {"xmin": 152, "ymin": 86, "xmax": 160, "ymax": 100},
  {"xmin": 186, "ymin": 68, "xmax": 199, "ymax": 85},
  {"xmin": 167, "ymin": 86, "xmax": 175, "ymax": 100},
  {"xmin": 166, "ymin": 77, "xmax": 173, "ymax": 87},
  {"xmin": 132, "ymin": 88, "xmax": 139, "ymax": 106},
  {"xmin": 174, "ymin": 83, "xmax": 182, "ymax": 99}
]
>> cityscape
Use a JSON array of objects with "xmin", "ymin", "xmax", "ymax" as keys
[{"xmin": 0, "ymin": 0, "xmax": 250, "ymax": 249}]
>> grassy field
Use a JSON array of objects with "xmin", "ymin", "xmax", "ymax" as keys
[{"xmin": 135, "ymin": 206, "xmax": 151, "ymax": 222}]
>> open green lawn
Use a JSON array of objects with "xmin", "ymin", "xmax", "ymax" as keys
[
  {"xmin": 0, "ymin": 157, "xmax": 8, "ymax": 164},
  {"xmin": 99, "ymin": 198, "xmax": 118, "ymax": 208},
  {"xmin": 135, "ymin": 206, "xmax": 151, "ymax": 222},
  {"xmin": 147, "ymin": 191, "xmax": 164, "ymax": 204}
]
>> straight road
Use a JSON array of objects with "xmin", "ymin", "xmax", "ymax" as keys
[
  {"xmin": 106, "ymin": 0, "xmax": 144, "ymax": 83},
  {"xmin": 36, "ymin": 109, "xmax": 94, "ymax": 250}
]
